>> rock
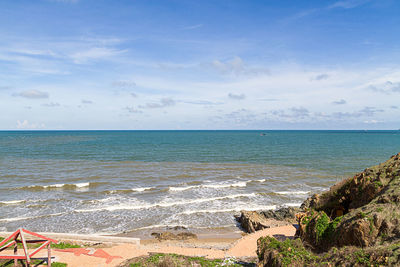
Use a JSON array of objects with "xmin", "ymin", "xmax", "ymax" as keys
[
  {"xmin": 296, "ymin": 152, "xmax": 400, "ymax": 251},
  {"xmin": 257, "ymin": 152, "xmax": 400, "ymax": 265},
  {"xmin": 176, "ymin": 232, "xmax": 197, "ymax": 240},
  {"xmin": 261, "ymin": 207, "xmax": 300, "ymax": 223},
  {"xmin": 151, "ymin": 231, "xmax": 197, "ymax": 241},
  {"xmin": 236, "ymin": 211, "xmax": 290, "ymax": 233}
]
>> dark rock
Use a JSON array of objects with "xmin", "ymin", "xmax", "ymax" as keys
[
  {"xmin": 236, "ymin": 211, "xmax": 290, "ymax": 233},
  {"xmin": 261, "ymin": 207, "xmax": 299, "ymax": 223}
]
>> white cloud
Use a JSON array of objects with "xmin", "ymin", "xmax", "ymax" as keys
[
  {"xmin": 332, "ymin": 99, "xmax": 346, "ymax": 105},
  {"xmin": 312, "ymin": 74, "xmax": 330, "ymax": 81},
  {"xmin": 112, "ymin": 80, "xmax": 137, "ymax": 89},
  {"xmin": 329, "ymin": 0, "xmax": 371, "ymax": 9},
  {"xmin": 212, "ymin": 56, "xmax": 269, "ymax": 76},
  {"xmin": 70, "ymin": 47, "xmax": 126, "ymax": 64},
  {"xmin": 82, "ymin": 99, "xmax": 93, "ymax": 104},
  {"xmin": 228, "ymin": 93, "xmax": 246, "ymax": 100},
  {"xmin": 14, "ymin": 90, "xmax": 49, "ymax": 99},
  {"xmin": 42, "ymin": 102, "xmax": 60, "ymax": 107},
  {"xmin": 182, "ymin": 24, "xmax": 203, "ymax": 30},
  {"xmin": 125, "ymin": 106, "xmax": 143, "ymax": 113},
  {"xmin": 16, "ymin": 120, "xmax": 45, "ymax": 129},
  {"xmin": 367, "ymin": 81, "xmax": 400, "ymax": 94},
  {"xmin": 139, "ymin": 98, "xmax": 176, "ymax": 109}
]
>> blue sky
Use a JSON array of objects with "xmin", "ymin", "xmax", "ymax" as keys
[{"xmin": 1, "ymin": 0, "xmax": 400, "ymax": 130}]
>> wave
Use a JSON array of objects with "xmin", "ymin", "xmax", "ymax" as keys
[
  {"xmin": 106, "ymin": 187, "xmax": 155, "ymax": 194},
  {"xmin": 169, "ymin": 181, "xmax": 250, "ymax": 191},
  {"xmin": 0, "ymin": 212, "xmax": 65, "ymax": 222},
  {"xmin": 275, "ymin": 191, "xmax": 310, "ymax": 195},
  {"xmin": 0, "ymin": 200, "xmax": 25, "ymax": 205},
  {"xmin": 180, "ymin": 205, "xmax": 276, "ymax": 215},
  {"xmin": 131, "ymin": 187, "xmax": 154, "ymax": 192},
  {"xmin": 24, "ymin": 182, "xmax": 91, "ymax": 190},
  {"xmin": 0, "ymin": 216, "xmax": 34, "ymax": 222},
  {"xmin": 76, "ymin": 193, "xmax": 256, "ymax": 213}
]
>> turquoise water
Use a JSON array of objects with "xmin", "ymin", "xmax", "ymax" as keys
[{"xmin": 0, "ymin": 130, "xmax": 399, "ymax": 235}]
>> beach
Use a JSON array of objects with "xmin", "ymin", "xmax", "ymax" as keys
[{"xmin": 0, "ymin": 225, "xmax": 297, "ymax": 266}]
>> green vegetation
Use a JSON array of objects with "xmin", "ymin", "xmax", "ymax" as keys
[
  {"xmin": 315, "ymin": 212, "xmax": 330, "ymax": 242},
  {"xmin": 258, "ymin": 236, "xmax": 318, "ymax": 266},
  {"xmin": 367, "ymin": 217, "xmax": 374, "ymax": 235},
  {"xmin": 354, "ymin": 249, "xmax": 370, "ymax": 264},
  {"xmin": 374, "ymin": 181, "xmax": 383, "ymax": 189},
  {"xmin": 0, "ymin": 260, "xmax": 67, "ymax": 267},
  {"xmin": 323, "ymin": 216, "xmax": 343, "ymax": 240},
  {"xmin": 124, "ymin": 253, "xmax": 243, "ymax": 267},
  {"xmin": 51, "ymin": 242, "xmax": 81, "ymax": 249},
  {"xmin": 304, "ymin": 211, "xmax": 343, "ymax": 243},
  {"xmin": 50, "ymin": 262, "xmax": 68, "ymax": 267}
]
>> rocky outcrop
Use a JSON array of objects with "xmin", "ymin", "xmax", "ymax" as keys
[
  {"xmin": 297, "ymin": 152, "xmax": 400, "ymax": 250},
  {"xmin": 257, "ymin": 152, "xmax": 400, "ymax": 266},
  {"xmin": 151, "ymin": 231, "xmax": 197, "ymax": 241},
  {"xmin": 236, "ymin": 210, "xmax": 291, "ymax": 233},
  {"xmin": 261, "ymin": 207, "xmax": 299, "ymax": 223}
]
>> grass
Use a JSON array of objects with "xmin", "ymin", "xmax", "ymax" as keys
[
  {"xmin": 50, "ymin": 242, "xmax": 81, "ymax": 249},
  {"xmin": 0, "ymin": 260, "xmax": 67, "ymax": 267},
  {"xmin": 123, "ymin": 253, "xmax": 244, "ymax": 267},
  {"xmin": 258, "ymin": 236, "xmax": 319, "ymax": 266}
]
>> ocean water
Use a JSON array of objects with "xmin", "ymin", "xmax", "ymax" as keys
[{"xmin": 0, "ymin": 130, "xmax": 399, "ymax": 235}]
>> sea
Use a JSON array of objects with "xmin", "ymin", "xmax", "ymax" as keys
[{"xmin": 0, "ymin": 130, "xmax": 399, "ymax": 236}]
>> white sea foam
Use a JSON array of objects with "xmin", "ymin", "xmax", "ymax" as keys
[
  {"xmin": 256, "ymin": 179, "xmax": 266, "ymax": 182},
  {"xmin": 0, "ymin": 212, "xmax": 66, "ymax": 222},
  {"xmin": 0, "ymin": 200, "xmax": 25, "ymax": 205},
  {"xmin": 76, "ymin": 193, "xmax": 256, "ymax": 213},
  {"xmin": 75, "ymin": 182, "xmax": 90, "ymax": 188},
  {"xmin": 169, "ymin": 181, "xmax": 249, "ymax": 191},
  {"xmin": 180, "ymin": 205, "xmax": 276, "ymax": 215},
  {"xmin": 275, "ymin": 191, "xmax": 310, "ymax": 195},
  {"xmin": 132, "ymin": 224, "xmax": 189, "ymax": 231},
  {"xmin": 131, "ymin": 187, "xmax": 153, "ymax": 192},
  {"xmin": 283, "ymin": 203, "xmax": 302, "ymax": 207},
  {"xmin": 0, "ymin": 216, "xmax": 34, "ymax": 222},
  {"xmin": 43, "ymin": 183, "xmax": 65, "ymax": 188},
  {"xmin": 27, "ymin": 182, "xmax": 90, "ymax": 189}
]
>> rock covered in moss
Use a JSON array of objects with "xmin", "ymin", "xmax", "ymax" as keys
[
  {"xmin": 297, "ymin": 152, "xmax": 400, "ymax": 250},
  {"xmin": 151, "ymin": 231, "xmax": 197, "ymax": 241},
  {"xmin": 257, "ymin": 153, "xmax": 400, "ymax": 266}
]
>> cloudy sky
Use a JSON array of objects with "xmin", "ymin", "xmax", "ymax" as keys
[{"xmin": 1, "ymin": 0, "xmax": 400, "ymax": 130}]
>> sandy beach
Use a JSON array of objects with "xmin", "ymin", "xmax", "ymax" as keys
[{"xmin": 0, "ymin": 225, "xmax": 296, "ymax": 267}]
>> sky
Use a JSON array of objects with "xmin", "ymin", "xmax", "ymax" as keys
[{"xmin": 1, "ymin": 0, "xmax": 400, "ymax": 130}]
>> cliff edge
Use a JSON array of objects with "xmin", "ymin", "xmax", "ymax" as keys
[{"xmin": 257, "ymin": 152, "xmax": 400, "ymax": 266}]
